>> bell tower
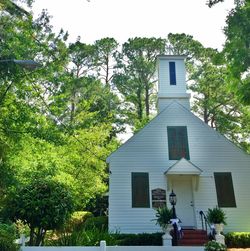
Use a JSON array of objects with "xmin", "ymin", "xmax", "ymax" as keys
[{"xmin": 157, "ymin": 54, "xmax": 190, "ymax": 113}]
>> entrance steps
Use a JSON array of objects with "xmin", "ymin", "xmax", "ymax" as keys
[{"xmin": 178, "ymin": 229, "xmax": 208, "ymax": 246}]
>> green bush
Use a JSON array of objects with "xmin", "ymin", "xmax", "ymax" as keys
[
  {"xmin": 48, "ymin": 228, "xmax": 116, "ymax": 246},
  {"xmin": 64, "ymin": 211, "xmax": 93, "ymax": 231},
  {"xmin": 204, "ymin": 240, "xmax": 227, "ymax": 251},
  {"xmin": 112, "ymin": 232, "xmax": 162, "ymax": 246},
  {"xmin": 0, "ymin": 223, "xmax": 18, "ymax": 251},
  {"xmin": 4, "ymin": 179, "xmax": 74, "ymax": 246},
  {"xmin": 84, "ymin": 216, "xmax": 108, "ymax": 231},
  {"xmin": 47, "ymin": 228, "xmax": 163, "ymax": 246},
  {"xmin": 225, "ymin": 232, "xmax": 250, "ymax": 248}
]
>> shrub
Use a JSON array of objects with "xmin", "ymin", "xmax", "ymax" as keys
[
  {"xmin": 4, "ymin": 179, "xmax": 74, "ymax": 246},
  {"xmin": 204, "ymin": 240, "xmax": 227, "ymax": 251},
  {"xmin": 48, "ymin": 228, "xmax": 116, "ymax": 246},
  {"xmin": 64, "ymin": 211, "xmax": 93, "ymax": 231},
  {"xmin": 0, "ymin": 223, "xmax": 18, "ymax": 251},
  {"xmin": 84, "ymin": 216, "xmax": 108, "ymax": 231},
  {"xmin": 113, "ymin": 232, "xmax": 162, "ymax": 246},
  {"xmin": 47, "ymin": 229, "xmax": 163, "ymax": 246},
  {"xmin": 225, "ymin": 232, "xmax": 250, "ymax": 248}
]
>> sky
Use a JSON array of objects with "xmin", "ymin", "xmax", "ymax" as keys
[
  {"xmin": 30, "ymin": 0, "xmax": 235, "ymax": 142},
  {"xmin": 31, "ymin": 0, "xmax": 235, "ymax": 50}
]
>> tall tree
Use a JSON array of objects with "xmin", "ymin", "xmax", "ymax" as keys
[
  {"xmin": 168, "ymin": 33, "xmax": 250, "ymax": 151},
  {"xmin": 207, "ymin": 0, "xmax": 250, "ymax": 104},
  {"xmin": 93, "ymin": 37, "xmax": 118, "ymax": 87},
  {"xmin": 113, "ymin": 37, "xmax": 166, "ymax": 129},
  {"xmin": 0, "ymin": 6, "xmax": 118, "ymax": 213}
]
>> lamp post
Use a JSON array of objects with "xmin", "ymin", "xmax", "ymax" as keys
[{"xmin": 169, "ymin": 190, "xmax": 178, "ymax": 246}]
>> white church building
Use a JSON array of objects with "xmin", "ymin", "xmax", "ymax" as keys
[{"xmin": 107, "ymin": 55, "xmax": 250, "ymax": 234}]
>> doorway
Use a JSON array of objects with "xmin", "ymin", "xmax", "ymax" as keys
[{"xmin": 171, "ymin": 176, "xmax": 195, "ymax": 228}]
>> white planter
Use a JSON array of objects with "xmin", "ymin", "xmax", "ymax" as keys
[
  {"xmin": 214, "ymin": 223, "xmax": 224, "ymax": 235},
  {"xmin": 214, "ymin": 223, "xmax": 225, "ymax": 245},
  {"xmin": 162, "ymin": 224, "xmax": 173, "ymax": 246}
]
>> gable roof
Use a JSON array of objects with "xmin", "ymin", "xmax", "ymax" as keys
[
  {"xmin": 164, "ymin": 158, "xmax": 203, "ymax": 175},
  {"xmin": 106, "ymin": 101, "xmax": 174, "ymax": 162},
  {"xmin": 107, "ymin": 100, "xmax": 250, "ymax": 163}
]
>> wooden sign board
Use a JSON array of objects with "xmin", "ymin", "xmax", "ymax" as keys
[{"xmin": 151, "ymin": 188, "xmax": 166, "ymax": 208}]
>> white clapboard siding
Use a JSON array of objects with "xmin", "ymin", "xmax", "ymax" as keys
[
  {"xmin": 108, "ymin": 101, "xmax": 250, "ymax": 233},
  {"xmin": 158, "ymin": 56, "xmax": 187, "ymax": 94},
  {"xmin": 157, "ymin": 56, "xmax": 190, "ymax": 111}
]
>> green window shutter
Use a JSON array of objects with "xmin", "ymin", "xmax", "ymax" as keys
[
  {"xmin": 214, "ymin": 172, "xmax": 236, "ymax": 208},
  {"xmin": 132, "ymin": 173, "xmax": 150, "ymax": 208},
  {"xmin": 167, "ymin": 126, "xmax": 190, "ymax": 160}
]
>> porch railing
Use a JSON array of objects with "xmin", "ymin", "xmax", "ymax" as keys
[{"xmin": 199, "ymin": 210, "xmax": 215, "ymax": 240}]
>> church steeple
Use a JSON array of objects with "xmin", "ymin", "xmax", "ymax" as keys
[{"xmin": 157, "ymin": 55, "xmax": 190, "ymax": 113}]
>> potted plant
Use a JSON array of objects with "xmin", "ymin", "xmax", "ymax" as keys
[
  {"xmin": 204, "ymin": 240, "xmax": 227, "ymax": 251},
  {"xmin": 155, "ymin": 206, "xmax": 173, "ymax": 230},
  {"xmin": 154, "ymin": 205, "xmax": 173, "ymax": 246},
  {"xmin": 206, "ymin": 207, "xmax": 227, "ymax": 236}
]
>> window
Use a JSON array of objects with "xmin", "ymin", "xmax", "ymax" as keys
[
  {"xmin": 132, "ymin": 172, "xmax": 150, "ymax": 208},
  {"xmin": 167, "ymin": 126, "xmax": 190, "ymax": 160},
  {"xmin": 169, "ymin": 62, "xmax": 176, "ymax": 85},
  {"xmin": 214, "ymin": 172, "xmax": 236, "ymax": 208}
]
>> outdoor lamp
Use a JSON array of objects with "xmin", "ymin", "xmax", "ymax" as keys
[
  {"xmin": 169, "ymin": 189, "xmax": 178, "ymax": 246},
  {"xmin": 169, "ymin": 189, "xmax": 177, "ymax": 206}
]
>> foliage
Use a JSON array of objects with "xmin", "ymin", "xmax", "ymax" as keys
[
  {"xmin": 3, "ymin": 179, "xmax": 74, "ymax": 246},
  {"xmin": 113, "ymin": 232, "xmax": 162, "ymax": 246},
  {"xmin": 84, "ymin": 216, "xmax": 108, "ymax": 231},
  {"xmin": 0, "ymin": 223, "xmax": 18, "ymax": 251},
  {"xmin": 168, "ymin": 33, "xmax": 250, "ymax": 152},
  {"xmin": 113, "ymin": 37, "xmax": 166, "ymax": 129},
  {"xmin": 47, "ymin": 228, "xmax": 162, "ymax": 246},
  {"xmin": 204, "ymin": 240, "xmax": 227, "ymax": 251},
  {"xmin": 65, "ymin": 211, "xmax": 93, "ymax": 231},
  {"xmin": 47, "ymin": 228, "xmax": 117, "ymax": 246},
  {"xmin": 225, "ymin": 232, "xmax": 250, "ymax": 248},
  {"xmin": 206, "ymin": 207, "xmax": 227, "ymax": 225},
  {"xmin": 154, "ymin": 206, "xmax": 173, "ymax": 229},
  {"xmin": 85, "ymin": 194, "xmax": 108, "ymax": 216},
  {"xmin": 224, "ymin": 0, "xmax": 250, "ymax": 104},
  {"xmin": 0, "ymin": 0, "xmax": 250, "ymax": 238}
]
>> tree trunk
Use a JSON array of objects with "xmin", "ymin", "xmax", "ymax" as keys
[
  {"xmin": 29, "ymin": 226, "xmax": 35, "ymax": 246},
  {"xmin": 145, "ymin": 83, "xmax": 150, "ymax": 117},
  {"xmin": 136, "ymin": 89, "xmax": 143, "ymax": 121}
]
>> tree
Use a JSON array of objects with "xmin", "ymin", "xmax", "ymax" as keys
[
  {"xmin": 0, "ymin": 7, "xmax": 116, "ymax": 213},
  {"xmin": 4, "ymin": 179, "xmax": 74, "ymax": 246},
  {"xmin": 93, "ymin": 37, "xmax": 118, "ymax": 87},
  {"xmin": 224, "ymin": 0, "xmax": 250, "ymax": 104},
  {"xmin": 113, "ymin": 37, "xmax": 166, "ymax": 129},
  {"xmin": 207, "ymin": 0, "xmax": 250, "ymax": 104},
  {"xmin": 168, "ymin": 33, "xmax": 250, "ymax": 151},
  {"xmin": 0, "ymin": 0, "xmax": 32, "ymax": 17}
]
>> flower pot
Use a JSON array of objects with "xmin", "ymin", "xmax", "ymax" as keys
[
  {"xmin": 214, "ymin": 223, "xmax": 224, "ymax": 235},
  {"xmin": 214, "ymin": 223, "xmax": 225, "ymax": 245},
  {"xmin": 162, "ymin": 224, "xmax": 173, "ymax": 246}
]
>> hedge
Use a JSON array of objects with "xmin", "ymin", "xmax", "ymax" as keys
[{"xmin": 225, "ymin": 232, "xmax": 250, "ymax": 248}]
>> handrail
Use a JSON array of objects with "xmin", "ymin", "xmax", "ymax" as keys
[{"xmin": 199, "ymin": 210, "xmax": 216, "ymax": 240}]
